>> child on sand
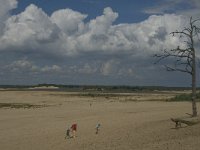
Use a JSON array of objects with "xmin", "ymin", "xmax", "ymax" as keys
[
  {"xmin": 71, "ymin": 123, "xmax": 77, "ymax": 138},
  {"xmin": 95, "ymin": 123, "xmax": 101, "ymax": 134},
  {"xmin": 65, "ymin": 126, "xmax": 71, "ymax": 139}
]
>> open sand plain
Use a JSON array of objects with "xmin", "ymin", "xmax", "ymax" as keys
[{"xmin": 0, "ymin": 90, "xmax": 200, "ymax": 150}]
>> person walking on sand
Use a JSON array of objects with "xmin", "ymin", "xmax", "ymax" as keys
[
  {"xmin": 95, "ymin": 123, "xmax": 101, "ymax": 134},
  {"xmin": 71, "ymin": 123, "xmax": 77, "ymax": 138},
  {"xmin": 65, "ymin": 126, "xmax": 71, "ymax": 139}
]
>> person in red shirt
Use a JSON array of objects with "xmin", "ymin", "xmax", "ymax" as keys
[{"xmin": 71, "ymin": 123, "xmax": 77, "ymax": 138}]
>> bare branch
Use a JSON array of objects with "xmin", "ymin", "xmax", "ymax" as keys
[
  {"xmin": 191, "ymin": 18, "xmax": 200, "ymax": 25},
  {"xmin": 170, "ymin": 31, "xmax": 190, "ymax": 38},
  {"xmin": 154, "ymin": 17, "xmax": 198, "ymax": 75},
  {"xmin": 164, "ymin": 65, "xmax": 192, "ymax": 75},
  {"xmin": 154, "ymin": 16, "xmax": 199, "ymax": 116}
]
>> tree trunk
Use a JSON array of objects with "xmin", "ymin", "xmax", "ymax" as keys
[{"xmin": 192, "ymin": 48, "xmax": 197, "ymax": 117}]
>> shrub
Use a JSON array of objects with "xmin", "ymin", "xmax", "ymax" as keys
[{"xmin": 169, "ymin": 92, "xmax": 200, "ymax": 102}]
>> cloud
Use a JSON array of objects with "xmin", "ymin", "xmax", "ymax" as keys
[
  {"xmin": 51, "ymin": 8, "xmax": 87, "ymax": 36},
  {"xmin": 143, "ymin": 0, "xmax": 183, "ymax": 14},
  {"xmin": 77, "ymin": 63, "xmax": 97, "ymax": 74},
  {"xmin": 0, "ymin": 4, "xmax": 61, "ymax": 52},
  {"xmin": 75, "ymin": 7, "xmax": 119, "ymax": 53},
  {"xmin": 0, "ymin": 2, "xmax": 199, "ymax": 85},
  {"xmin": 0, "ymin": 0, "xmax": 17, "ymax": 34},
  {"xmin": 0, "ymin": 3, "xmax": 188, "ymax": 58},
  {"xmin": 117, "ymin": 68, "xmax": 135, "ymax": 77},
  {"xmin": 40, "ymin": 65, "xmax": 62, "ymax": 73},
  {"xmin": 100, "ymin": 59, "xmax": 120, "ymax": 76},
  {"xmin": 4, "ymin": 59, "xmax": 62, "ymax": 74},
  {"xmin": 143, "ymin": 0, "xmax": 200, "ymax": 17},
  {"xmin": 0, "ymin": 5, "xmax": 120, "ymax": 56},
  {"xmin": 5, "ymin": 59, "xmax": 38, "ymax": 73}
]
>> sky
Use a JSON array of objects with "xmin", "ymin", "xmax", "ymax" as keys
[{"xmin": 0, "ymin": 0, "xmax": 200, "ymax": 86}]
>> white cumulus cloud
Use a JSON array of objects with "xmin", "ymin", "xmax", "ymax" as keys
[
  {"xmin": 0, "ymin": 0, "xmax": 17, "ymax": 34},
  {"xmin": 0, "ymin": 3, "xmax": 190, "ymax": 58},
  {"xmin": 0, "ymin": 4, "xmax": 62, "ymax": 52},
  {"xmin": 51, "ymin": 8, "xmax": 87, "ymax": 36}
]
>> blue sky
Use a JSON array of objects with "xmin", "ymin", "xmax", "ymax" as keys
[
  {"xmin": 0, "ymin": 0, "xmax": 200, "ymax": 86},
  {"xmin": 12, "ymin": 0, "xmax": 197, "ymax": 23},
  {"xmin": 13, "ymin": 0, "xmax": 153, "ymax": 23}
]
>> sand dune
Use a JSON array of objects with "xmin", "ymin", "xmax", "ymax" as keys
[{"xmin": 0, "ymin": 90, "xmax": 199, "ymax": 150}]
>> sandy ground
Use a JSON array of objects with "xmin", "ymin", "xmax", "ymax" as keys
[{"xmin": 0, "ymin": 90, "xmax": 200, "ymax": 150}]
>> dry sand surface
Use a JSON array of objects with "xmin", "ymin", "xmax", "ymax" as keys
[{"xmin": 0, "ymin": 90, "xmax": 200, "ymax": 150}]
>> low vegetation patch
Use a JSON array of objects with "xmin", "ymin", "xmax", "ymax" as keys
[
  {"xmin": 50, "ymin": 92, "xmax": 132, "ymax": 98},
  {"xmin": 168, "ymin": 92, "xmax": 200, "ymax": 102},
  {"xmin": 0, "ymin": 103, "xmax": 46, "ymax": 109}
]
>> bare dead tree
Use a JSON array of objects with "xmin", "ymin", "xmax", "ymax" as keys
[{"xmin": 154, "ymin": 17, "xmax": 200, "ymax": 117}]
